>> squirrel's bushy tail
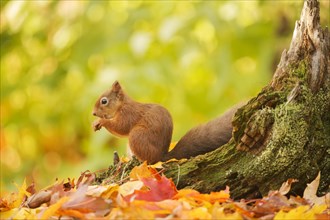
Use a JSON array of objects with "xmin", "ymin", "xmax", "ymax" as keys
[{"xmin": 162, "ymin": 102, "xmax": 245, "ymax": 161}]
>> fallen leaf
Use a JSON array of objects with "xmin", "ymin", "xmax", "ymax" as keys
[
  {"xmin": 274, "ymin": 204, "xmax": 327, "ymax": 220},
  {"xmin": 212, "ymin": 204, "xmax": 243, "ymax": 220},
  {"xmin": 97, "ymin": 184, "xmax": 119, "ymax": 199},
  {"xmin": 315, "ymin": 213, "xmax": 330, "ymax": 220},
  {"xmin": 40, "ymin": 196, "xmax": 69, "ymax": 219},
  {"xmin": 0, "ymin": 195, "xmax": 15, "ymax": 212},
  {"xmin": 118, "ymin": 201, "xmax": 156, "ymax": 219},
  {"xmin": 232, "ymin": 202, "xmax": 255, "ymax": 218},
  {"xmin": 76, "ymin": 170, "xmax": 95, "ymax": 188},
  {"xmin": 13, "ymin": 178, "xmax": 30, "ymax": 208},
  {"xmin": 303, "ymin": 172, "xmax": 329, "ymax": 205},
  {"xmin": 0, "ymin": 207, "xmax": 40, "ymax": 219},
  {"xmin": 174, "ymin": 188, "xmax": 230, "ymax": 204},
  {"xmin": 180, "ymin": 207, "xmax": 212, "ymax": 219},
  {"xmin": 63, "ymin": 178, "xmax": 75, "ymax": 191},
  {"xmin": 48, "ymin": 181, "xmax": 70, "ymax": 205},
  {"xmin": 150, "ymin": 161, "xmax": 163, "ymax": 169},
  {"xmin": 119, "ymin": 181, "xmax": 144, "ymax": 197},
  {"xmin": 252, "ymin": 191, "xmax": 291, "ymax": 217},
  {"xmin": 86, "ymin": 183, "xmax": 119, "ymax": 199},
  {"xmin": 129, "ymin": 161, "xmax": 159, "ymax": 180},
  {"xmin": 155, "ymin": 199, "xmax": 184, "ymax": 211},
  {"xmin": 279, "ymin": 178, "xmax": 298, "ymax": 195},
  {"xmin": 26, "ymin": 182, "xmax": 36, "ymax": 195},
  {"xmin": 86, "ymin": 185, "xmax": 109, "ymax": 197},
  {"xmin": 288, "ymin": 195, "xmax": 309, "ymax": 206},
  {"xmin": 124, "ymin": 175, "xmax": 178, "ymax": 202},
  {"xmin": 174, "ymin": 188, "xmax": 200, "ymax": 200},
  {"xmin": 62, "ymin": 184, "xmax": 112, "ymax": 216},
  {"xmin": 195, "ymin": 190, "xmax": 230, "ymax": 204},
  {"xmin": 107, "ymin": 207, "xmax": 123, "ymax": 219},
  {"xmin": 57, "ymin": 209, "xmax": 85, "ymax": 219}
]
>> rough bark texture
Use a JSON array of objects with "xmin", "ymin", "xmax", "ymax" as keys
[{"xmin": 95, "ymin": 0, "xmax": 329, "ymax": 199}]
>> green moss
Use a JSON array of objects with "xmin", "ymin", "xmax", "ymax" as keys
[
  {"xmin": 233, "ymin": 58, "xmax": 329, "ymax": 193},
  {"xmin": 272, "ymin": 103, "xmax": 308, "ymax": 148},
  {"xmin": 246, "ymin": 76, "xmax": 328, "ymax": 192},
  {"xmin": 308, "ymin": 89, "xmax": 330, "ymax": 194},
  {"xmin": 290, "ymin": 60, "xmax": 308, "ymax": 80}
]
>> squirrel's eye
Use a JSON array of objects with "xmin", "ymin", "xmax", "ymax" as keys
[{"xmin": 100, "ymin": 97, "xmax": 108, "ymax": 105}]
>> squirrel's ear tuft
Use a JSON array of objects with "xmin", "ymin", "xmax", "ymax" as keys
[{"xmin": 112, "ymin": 81, "xmax": 121, "ymax": 92}]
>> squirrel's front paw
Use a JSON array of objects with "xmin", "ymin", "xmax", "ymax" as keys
[{"xmin": 92, "ymin": 120, "xmax": 102, "ymax": 131}]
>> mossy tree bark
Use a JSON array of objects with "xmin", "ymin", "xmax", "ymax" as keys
[
  {"xmin": 96, "ymin": 0, "xmax": 329, "ymax": 199},
  {"xmin": 163, "ymin": 0, "xmax": 329, "ymax": 199}
]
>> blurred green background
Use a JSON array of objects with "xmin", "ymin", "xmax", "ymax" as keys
[{"xmin": 1, "ymin": 1, "xmax": 329, "ymax": 192}]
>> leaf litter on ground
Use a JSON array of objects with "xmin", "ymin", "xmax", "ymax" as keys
[{"xmin": 0, "ymin": 162, "xmax": 328, "ymax": 219}]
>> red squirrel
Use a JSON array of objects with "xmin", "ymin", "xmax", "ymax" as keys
[
  {"xmin": 93, "ymin": 81, "xmax": 243, "ymax": 163},
  {"xmin": 92, "ymin": 81, "xmax": 173, "ymax": 164}
]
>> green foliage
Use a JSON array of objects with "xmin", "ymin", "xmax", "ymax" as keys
[{"xmin": 1, "ymin": 1, "xmax": 328, "ymax": 192}]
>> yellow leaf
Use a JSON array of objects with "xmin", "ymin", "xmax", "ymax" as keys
[
  {"xmin": 121, "ymin": 203, "xmax": 155, "ymax": 219},
  {"xmin": 57, "ymin": 209, "xmax": 85, "ymax": 219},
  {"xmin": 212, "ymin": 206, "xmax": 243, "ymax": 220},
  {"xmin": 13, "ymin": 178, "xmax": 30, "ymax": 208},
  {"xmin": 129, "ymin": 161, "xmax": 159, "ymax": 180},
  {"xmin": 101, "ymin": 184, "xmax": 120, "ymax": 199},
  {"xmin": 0, "ymin": 207, "xmax": 39, "ymax": 219},
  {"xmin": 150, "ymin": 161, "xmax": 163, "ymax": 169},
  {"xmin": 86, "ymin": 183, "xmax": 119, "ymax": 198},
  {"xmin": 181, "ymin": 207, "xmax": 212, "ymax": 220},
  {"xmin": 274, "ymin": 205, "xmax": 327, "ymax": 220},
  {"xmin": 311, "ymin": 204, "xmax": 327, "ymax": 214},
  {"xmin": 41, "ymin": 196, "xmax": 69, "ymax": 219},
  {"xmin": 107, "ymin": 207, "xmax": 123, "ymax": 219},
  {"xmin": 275, "ymin": 206, "xmax": 309, "ymax": 220},
  {"xmin": 0, "ymin": 208, "xmax": 17, "ymax": 219},
  {"xmin": 118, "ymin": 180, "xmax": 144, "ymax": 197}
]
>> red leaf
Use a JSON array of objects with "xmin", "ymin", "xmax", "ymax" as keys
[{"xmin": 124, "ymin": 175, "xmax": 178, "ymax": 202}]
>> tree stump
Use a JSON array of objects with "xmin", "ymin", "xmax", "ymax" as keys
[{"xmin": 163, "ymin": 0, "xmax": 329, "ymax": 199}]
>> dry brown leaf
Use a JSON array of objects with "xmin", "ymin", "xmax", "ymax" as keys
[{"xmin": 279, "ymin": 178, "xmax": 298, "ymax": 195}]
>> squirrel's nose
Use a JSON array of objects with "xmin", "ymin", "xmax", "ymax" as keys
[{"xmin": 92, "ymin": 111, "xmax": 97, "ymax": 116}]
